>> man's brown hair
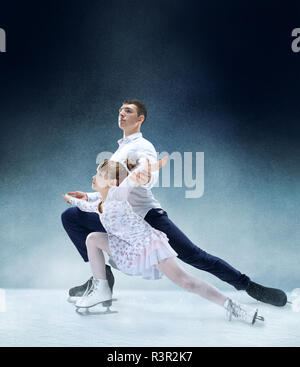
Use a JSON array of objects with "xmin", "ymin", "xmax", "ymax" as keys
[{"xmin": 122, "ymin": 99, "xmax": 147, "ymax": 123}]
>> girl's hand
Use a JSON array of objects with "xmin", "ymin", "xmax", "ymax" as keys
[
  {"xmin": 67, "ymin": 191, "xmax": 88, "ymax": 201},
  {"xmin": 62, "ymin": 194, "xmax": 72, "ymax": 204},
  {"xmin": 130, "ymin": 156, "xmax": 168, "ymax": 185},
  {"xmin": 149, "ymin": 155, "xmax": 168, "ymax": 172}
]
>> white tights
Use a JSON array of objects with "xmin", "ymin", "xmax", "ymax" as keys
[{"xmin": 86, "ymin": 232, "xmax": 228, "ymax": 308}]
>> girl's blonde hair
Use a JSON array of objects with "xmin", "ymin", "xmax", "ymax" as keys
[{"xmin": 97, "ymin": 158, "xmax": 137, "ymax": 187}]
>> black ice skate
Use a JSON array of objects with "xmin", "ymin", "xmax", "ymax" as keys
[
  {"xmin": 246, "ymin": 281, "xmax": 287, "ymax": 307},
  {"xmin": 68, "ymin": 265, "xmax": 115, "ymax": 307}
]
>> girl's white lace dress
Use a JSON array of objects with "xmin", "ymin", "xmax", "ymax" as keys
[{"xmin": 69, "ymin": 177, "xmax": 178, "ymax": 280}]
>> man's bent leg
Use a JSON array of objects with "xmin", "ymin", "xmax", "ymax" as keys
[
  {"xmin": 145, "ymin": 209, "xmax": 250, "ymax": 291},
  {"xmin": 61, "ymin": 207, "xmax": 106, "ymax": 262}
]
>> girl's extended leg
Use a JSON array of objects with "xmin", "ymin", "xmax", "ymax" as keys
[
  {"xmin": 86, "ymin": 232, "xmax": 111, "ymax": 279},
  {"xmin": 156, "ymin": 257, "xmax": 228, "ymax": 307}
]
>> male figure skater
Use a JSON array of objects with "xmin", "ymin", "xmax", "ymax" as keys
[{"xmin": 61, "ymin": 99, "xmax": 287, "ymax": 307}]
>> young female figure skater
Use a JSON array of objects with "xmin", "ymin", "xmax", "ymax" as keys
[{"xmin": 62, "ymin": 157, "xmax": 264, "ymax": 325}]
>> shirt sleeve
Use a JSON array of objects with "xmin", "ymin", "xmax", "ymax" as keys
[
  {"xmin": 139, "ymin": 155, "xmax": 159, "ymax": 189},
  {"xmin": 69, "ymin": 197, "xmax": 100, "ymax": 213},
  {"xmin": 86, "ymin": 191, "xmax": 102, "ymax": 202},
  {"xmin": 126, "ymin": 146, "xmax": 159, "ymax": 189},
  {"xmin": 109, "ymin": 175, "xmax": 139, "ymax": 202}
]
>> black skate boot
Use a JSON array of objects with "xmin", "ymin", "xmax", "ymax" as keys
[
  {"xmin": 246, "ymin": 281, "xmax": 287, "ymax": 307},
  {"xmin": 68, "ymin": 265, "xmax": 115, "ymax": 304},
  {"xmin": 103, "ymin": 265, "xmax": 115, "ymax": 308}
]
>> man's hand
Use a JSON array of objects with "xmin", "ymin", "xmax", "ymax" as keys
[
  {"xmin": 67, "ymin": 191, "xmax": 88, "ymax": 201},
  {"xmin": 129, "ymin": 156, "xmax": 168, "ymax": 186}
]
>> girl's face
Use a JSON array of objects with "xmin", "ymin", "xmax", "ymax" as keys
[
  {"xmin": 92, "ymin": 169, "xmax": 109, "ymax": 191},
  {"xmin": 92, "ymin": 167, "xmax": 118, "ymax": 191}
]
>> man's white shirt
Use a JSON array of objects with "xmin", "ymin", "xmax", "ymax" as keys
[{"xmin": 86, "ymin": 132, "xmax": 162, "ymax": 218}]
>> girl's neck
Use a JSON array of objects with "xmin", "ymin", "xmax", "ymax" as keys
[{"xmin": 98, "ymin": 188, "xmax": 109, "ymax": 203}]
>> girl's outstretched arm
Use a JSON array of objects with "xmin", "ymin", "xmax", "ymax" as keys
[
  {"xmin": 107, "ymin": 156, "xmax": 169, "ymax": 202},
  {"xmin": 128, "ymin": 155, "xmax": 168, "ymax": 186},
  {"xmin": 62, "ymin": 194, "xmax": 100, "ymax": 213}
]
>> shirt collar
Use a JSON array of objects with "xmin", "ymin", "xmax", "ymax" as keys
[{"xmin": 117, "ymin": 132, "xmax": 143, "ymax": 146}]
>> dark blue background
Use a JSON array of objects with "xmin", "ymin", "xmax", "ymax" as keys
[{"xmin": 0, "ymin": 0, "xmax": 299, "ymax": 289}]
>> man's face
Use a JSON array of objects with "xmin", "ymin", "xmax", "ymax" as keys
[{"xmin": 118, "ymin": 104, "xmax": 144, "ymax": 131}]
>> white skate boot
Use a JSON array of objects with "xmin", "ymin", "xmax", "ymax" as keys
[
  {"xmin": 224, "ymin": 299, "xmax": 264, "ymax": 325},
  {"xmin": 75, "ymin": 278, "xmax": 112, "ymax": 310}
]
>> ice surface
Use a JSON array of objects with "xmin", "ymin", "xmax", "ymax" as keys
[
  {"xmin": 0, "ymin": 289, "xmax": 299, "ymax": 347},
  {"xmin": 290, "ymin": 289, "xmax": 300, "ymax": 313}
]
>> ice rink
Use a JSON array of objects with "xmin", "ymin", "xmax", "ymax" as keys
[{"xmin": 0, "ymin": 289, "xmax": 299, "ymax": 347}]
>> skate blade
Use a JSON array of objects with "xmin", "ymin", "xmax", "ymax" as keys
[
  {"xmin": 252, "ymin": 310, "xmax": 258, "ymax": 325},
  {"xmin": 75, "ymin": 298, "xmax": 117, "ymax": 314},
  {"xmin": 253, "ymin": 309, "xmax": 264, "ymax": 324},
  {"xmin": 69, "ymin": 297, "xmax": 117, "ymax": 305},
  {"xmin": 102, "ymin": 298, "xmax": 117, "ymax": 307},
  {"xmin": 75, "ymin": 307, "xmax": 118, "ymax": 316}
]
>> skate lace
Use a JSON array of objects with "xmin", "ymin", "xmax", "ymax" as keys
[
  {"xmin": 85, "ymin": 278, "xmax": 105, "ymax": 298},
  {"xmin": 226, "ymin": 299, "xmax": 248, "ymax": 321},
  {"xmin": 82, "ymin": 279, "xmax": 94, "ymax": 298}
]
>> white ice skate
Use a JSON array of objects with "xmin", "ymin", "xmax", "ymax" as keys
[
  {"xmin": 224, "ymin": 299, "xmax": 265, "ymax": 325},
  {"xmin": 75, "ymin": 278, "xmax": 112, "ymax": 310}
]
